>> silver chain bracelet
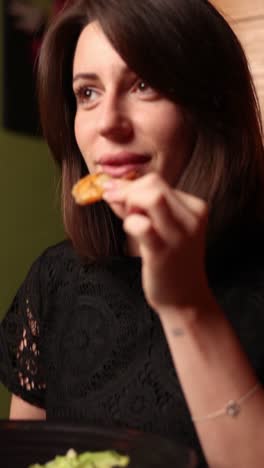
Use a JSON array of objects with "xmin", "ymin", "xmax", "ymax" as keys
[{"xmin": 191, "ymin": 383, "xmax": 260, "ymax": 423}]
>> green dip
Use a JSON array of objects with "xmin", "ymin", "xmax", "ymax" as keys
[{"xmin": 29, "ymin": 449, "xmax": 130, "ymax": 468}]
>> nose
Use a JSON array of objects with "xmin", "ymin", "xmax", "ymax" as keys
[{"xmin": 98, "ymin": 93, "xmax": 133, "ymax": 141}]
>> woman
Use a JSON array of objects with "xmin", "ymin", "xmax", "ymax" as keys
[{"xmin": 1, "ymin": 0, "xmax": 264, "ymax": 466}]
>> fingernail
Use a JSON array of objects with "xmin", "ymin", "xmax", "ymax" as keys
[
  {"xmin": 101, "ymin": 180, "xmax": 117, "ymax": 190},
  {"xmin": 102, "ymin": 189, "xmax": 120, "ymax": 201}
]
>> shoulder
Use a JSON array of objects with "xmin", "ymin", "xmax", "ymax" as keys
[
  {"xmin": 33, "ymin": 239, "xmax": 81, "ymax": 269},
  {"xmin": 40, "ymin": 239, "xmax": 76, "ymax": 260},
  {"xmin": 35, "ymin": 239, "xmax": 81, "ymax": 280},
  {"xmin": 22, "ymin": 240, "xmax": 80, "ymax": 293}
]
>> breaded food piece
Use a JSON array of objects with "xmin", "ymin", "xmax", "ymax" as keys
[
  {"xmin": 72, "ymin": 171, "xmax": 138, "ymax": 206},
  {"xmin": 72, "ymin": 173, "xmax": 111, "ymax": 205}
]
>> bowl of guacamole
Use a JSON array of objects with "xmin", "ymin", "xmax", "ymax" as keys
[{"xmin": 29, "ymin": 449, "xmax": 130, "ymax": 468}]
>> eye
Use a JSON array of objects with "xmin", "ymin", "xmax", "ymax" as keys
[
  {"xmin": 134, "ymin": 80, "xmax": 159, "ymax": 99},
  {"xmin": 136, "ymin": 80, "xmax": 151, "ymax": 92},
  {"xmin": 74, "ymin": 86, "xmax": 99, "ymax": 105}
]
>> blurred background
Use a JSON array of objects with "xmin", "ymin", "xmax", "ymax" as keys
[
  {"xmin": 0, "ymin": 0, "xmax": 263, "ymax": 418},
  {"xmin": 214, "ymin": 0, "xmax": 264, "ymax": 116},
  {"xmin": 0, "ymin": 0, "xmax": 65, "ymax": 417}
]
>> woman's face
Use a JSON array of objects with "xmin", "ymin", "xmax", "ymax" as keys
[{"xmin": 73, "ymin": 22, "xmax": 194, "ymax": 186}]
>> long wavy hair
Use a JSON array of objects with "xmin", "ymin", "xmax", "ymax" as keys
[{"xmin": 38, "ymin": 0, "xmax": 264, "ymax": 270}]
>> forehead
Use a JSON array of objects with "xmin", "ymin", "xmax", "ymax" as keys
[{"xmin": 73, "ymin": 21, "xmax": 128, "ymax": 76}]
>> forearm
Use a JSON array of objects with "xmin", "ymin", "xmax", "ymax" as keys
[{"xmin": 159, "ymin": 289, "xmax": 264, "ymax": 468}]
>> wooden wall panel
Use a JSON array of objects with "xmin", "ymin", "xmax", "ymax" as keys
[
  {"xmin": 234, "ymin": 17, "xmax": 264, "ymax": 117},
  {"xmin": 213, "ymin": 0, "xmax": 264, "ymax": 20},
  {"xmin": 212, "ymin": 0, "xmax": 264, "ymax": 121}
]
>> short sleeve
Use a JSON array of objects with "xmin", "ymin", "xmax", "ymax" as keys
[{"xmin": 0, "ymin": 256, "xmax": 46, "ymax": 409}]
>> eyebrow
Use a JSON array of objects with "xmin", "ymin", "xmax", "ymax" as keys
[
  {"xmin": 73, "ymin": 73, "xmax": 98, "ymax": 82},
  {"xmin": 72, "ymin": 68, "xmax": 137, "ymax": 84}
]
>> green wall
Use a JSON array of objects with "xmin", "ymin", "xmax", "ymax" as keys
[{"xmin": 0, "ymin": 1, "xmax": 64, "ymax": 417}]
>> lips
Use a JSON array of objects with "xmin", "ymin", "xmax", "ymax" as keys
[{"xmin": 96, "ymin": 152, "xmax": 150, "ymax": 177}]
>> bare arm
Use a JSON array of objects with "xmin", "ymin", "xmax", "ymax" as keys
[
  {"xmin": 159, "ymin": 291, "xmax": 264, "ymax": 468},
  {"xmin": 9, "ymin": 394, "xmax": 46, "ymax": 420},
  {"xmin": 103, "ymin": 174, "xmax": 264, "ymax": 466}
]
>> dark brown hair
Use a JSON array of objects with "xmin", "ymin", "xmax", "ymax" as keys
[{"xmin": 38, "ymin": 0, "xmax": 264, "ymax": 266}]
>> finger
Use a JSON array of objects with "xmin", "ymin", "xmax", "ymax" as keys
[
  {"xmin": 102, "ymin": 177, "xmax": 131, "ymax": 195},
  {"xmin": 102, "ymin": 173, "xmax": 208, "ymax": 246},
  {"xmin": 102, "ymin": 179, "xmax": 133, "ymax": 220},
  {"xmin": 103, "ymin": 173, "xmax": 207, "ymax": 217},
  {"xmin": 123, "ymin": 213, "xmax": 165, "ymax": 252},
  {"xmin": 103, "ymin": 200, "xmax": 126, "ymax": 219},
  {"xmin": 174, "ymin": 190, "xmax": 208, "ymax": 217},
  {"xmin": 104, "ymin": 180, "xmax": 196, "ymax": 245}
]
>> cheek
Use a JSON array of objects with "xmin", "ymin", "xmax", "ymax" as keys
[
  {"xmin": 151, "ymin": 115, "xmax": 185, "ymax": 151},
  {"xmin": 160, "ymin": 107, "xmax": 193, "ymax": 155},
  {"xmin": 150, "ymin": 107, "xmax": 194, "ymax": 182},
  {"xmin": 74, "ymin": 114, "xmax": 94, "ymax": 170},
  {"xmin": 145, "ymin": 102, "xmax": 184, "ymax": 144},
  {"xmin": 74, "ymin": 114, "xmax": 85, "ymax": 151}
]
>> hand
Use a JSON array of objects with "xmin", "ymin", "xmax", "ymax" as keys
[{"xmin": 103, "ymin": 172, "xmax": 209, "ymax": 316}]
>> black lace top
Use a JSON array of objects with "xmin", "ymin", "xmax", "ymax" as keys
[{"xmin": 1, "ymin": 240, "xmax": 264, "ymax": 463}]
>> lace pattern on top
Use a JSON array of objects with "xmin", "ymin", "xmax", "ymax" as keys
[
  {"xmin": 17, "ymin": 299, "xmax": 46, "ymax": 393},
  {"xmin": 1, "ymin": 239, "xmax": 264, "ymax": 466},
  {"xmin": 0, "ymin": 257, "xmax": 46, "ymax": 408}
]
